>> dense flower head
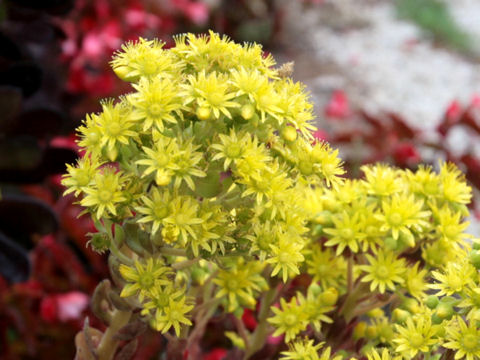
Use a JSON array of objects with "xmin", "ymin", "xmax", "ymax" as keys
[
  {"xmin": 63, "ymin": 31, "xmax": 345, "ymax": 339},
  {"xmin": 63, "ymin": 31, "xmax": 480, "ymax": 360}
]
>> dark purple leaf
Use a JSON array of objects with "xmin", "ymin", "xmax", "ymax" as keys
[
  {"xmin": 0, "ymin": 194, "xmax": 58, "ymax": 249},
  {"xmin": 0, "ymin": 231, "xmax": 30, "ymax": 283}
]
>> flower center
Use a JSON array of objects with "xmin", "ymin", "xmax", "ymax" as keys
[
  {"xmin": 409, "ymin": 333, "xmax": 424, "ymax": 348},
  {"xmin": 143, "ymin": 60, "xmax": 157, "ymax": 75},
  {"xmin": 106, "ymin": 121, "xmax": 122, "ymax": 136},
  {"xmin": 299, "ymin": 160, "xmax": 314, "ymax": 176},
  {"xmin": 170, "ymin": 310, "xmax": 181, "ymax": 321},
  {"xmin": 279, "ymin": 253, "xmax": 290, "ymax": 263},
  {"xmin": 462, "ymin": 334, "xmax": 480, "ymax": 351},
  {"xmin": 444, "ymin": 225, "xmax": 458, "ymax": 239},
  {"xmin": 341, "ymin": 228, "xmax": 353, "ymax": 239},
  {"xmin": 154, "ymin": 293, "xmax": 169, "ymax": 308},
  {"xmin": 389, "ymin": 212, "xmax": 403, "ymax": 226},
  {"xmin": 155, "ymin": 153, "xmax": 169, "ymax": 168},
  {"xmin": 375, "ymin": 265, "xmax": 389, "ymax": 280},
  {"xmin": 138, "ymin": 273, "xmax": 155, "ymax": 289},
  {"xmin": 98, "ymin": 190, "xmax": 113, "ymax": 203},
  {"xmin": 225, "ymin": 143, "xmax": 242, "ymax": 159},
  {"xmin": 447, "ymin": 274, "xmax": 463, "ymax": 291},
  {"xmin": 154, "ymin": 205, "xmax": 168, "ymax": 220},
  {"xmin": 284, "ymin": 314, "xmax": 296, "ymax": 326},
  {"xmin": 207, "ymin": 93, "xmax": 223, "ymax": 107},
  {"xmin": 149, "ymin": 103, "xmax": 163, "ymax": 116},
  {"xmin": 76, "ymin": 172, "xmax": 90, "ymax": 187},
  {"xmin": 227, "ymin": 279, "xmax": 239, "ymax": 291}
]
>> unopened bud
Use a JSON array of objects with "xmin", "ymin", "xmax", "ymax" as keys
[
  {"xmin": 425, "ymin": 295, "xmax": 439, "ymax": 309},
  {"xmin": 281, "ymin": 126, "xmax": 297, "ymax": 142},
  {"xmin": 196, "ymin": 106, "xmax": 211, "ymax": 121},
  {"xmin": 320, "ymin": 287, "xmax": 338, "ymax": 306},
  {"xmin": 436, "ymin": 302, "xmax": 453, "ymax": 320},
  {"xmin": 241, "ymin": 104, "xmax": 255, "ymax": 120}
]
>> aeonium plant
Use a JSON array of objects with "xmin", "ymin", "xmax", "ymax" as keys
[{"xmin": 63, "ymin": 32, "xmax": 480, "ymax": 360}]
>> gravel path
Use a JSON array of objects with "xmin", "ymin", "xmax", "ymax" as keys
[{"xmin": 278, "ymin": 0, "xmax": 480, "ymax": 131}]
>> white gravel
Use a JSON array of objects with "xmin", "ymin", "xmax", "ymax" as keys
[{"xmin": 281, "ymin": 0, "xmax": 480, "ymax": 131}]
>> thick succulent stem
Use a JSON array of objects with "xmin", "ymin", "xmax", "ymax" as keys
[{"xmin": 96, "ymin": 309, "xmax": 132, "ymax": 360}]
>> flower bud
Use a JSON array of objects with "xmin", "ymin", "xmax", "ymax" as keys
[
  {"xmin": 470, "ymin": 250, "xmax": 480, "ymax": 269},
  {"xmin": 365, "ymin": 325, "xmax": 378, "ymax": 340},
  {"xmin": 353, "ymin": 321, "xmax": 367, "ymax": 339},
  {"xmin": 308, "ymin": 282, "xmax": 322, "ymax": 297},
  {"xmin": 384, "ymin": 237, "xmax": 397, "ymax": 251},
  {"xmin": 113, "ymin": 65, "xmax": 133, "ymax": 81},
  {"xmin": 240, "ymin": 104, "xmax": 255, "ymax": 120},
  {"xmin": 436, "ymin": 302, "xmax": 453, "ymax": 320},
  {"xmin": 196, "ymin": 106, "xmax": 211, "ymax": 121},
  {"xmin": 366, "ymin": 308, "xmax": 384, "ymax": 318},
  {"xmin": 87, "ymin": 232, "xmax": 110, "ymax": 253},
  {"xmin": 320, "ymin": 287, "xmax": 338, "ymax": 306},
  {"xmin": 281, "ymin": 126, "xmax": 297, "ymax": 142},
  {"xmin": 392, "ymin": 308, "xmax": 409, "ymax": 324},
  {"xmin": 431, "ymin": 313, "xmax": 444, "ymax": 325},
  {"xmin": 402, "ymin": 298, "xmax": 420, "ymax": 314},
  {"xmin": 425, "ymin": 295, "xmax": 439, "ymax": 309}
]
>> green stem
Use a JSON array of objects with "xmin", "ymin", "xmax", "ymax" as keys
[
  {"xmin": 109, "ymin": 240, "xmax": 133, "ymax": 265},
  {"xmin": 96, "ymin": 309, "xmax": 132, "ymax": 360},
  {"xmin": 338, "ymin": 282, "xmax": 369, "ymax": 322},
  {"xmin": 232, "ymin": 314, "xmax": 250, "ymax": 351},
  {"xmin": 159, "ymin": 246, "xmax": 187, "ymax": 257},
  {"xmin": 243, "ymin": 287, "xmax": 276, "ymax": 360},
  {"xmin": 347, "ymin": 254, "xmax": 354, "ymax": 294},
  {"xmin": 172, "ymin": 258, "xmax": 200, "ymax": 270},
  {"xmin": 350, "ymin": 294, "xmax": 398, "ymax": 318}
]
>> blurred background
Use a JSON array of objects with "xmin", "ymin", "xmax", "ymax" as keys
[{"xmin": 1, "ymin": 0, "xmax": 480, "ymax": 358}]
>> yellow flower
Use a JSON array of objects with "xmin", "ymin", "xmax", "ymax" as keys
[
  {"xmin": 375, "ymin": 194, "xmax": 430, "ymax": 247},
  {"xmin": 405, "ymin": 165, "xmax": 440, "ymax": 198},
  {"xmin": 136, "ymin": 188, "xmax": 172, "ymax": 235},
  {"xmin": 211, "ymin": 130, "xmax": 249, "ymax": 171},
  {"xmin": 268, "ymin": 297, "xmax": 309, "ymax": 342},
  {"xmin": 141, "ymin": 284, "xmax": 185, "ymax": 319},
  {"xmin": 136, "ymin": 135, "xmax": 180, "ymax": 186},
  {"xmin": 267, "ymin": 235, "xmax": 305, "ymax": 282},
  {"xmin": 403, "ymin": 262, "xmax": 428, "ymax": 300},
  {"xmin": 172, "ymin": 139, "xmax": 206, "ymax": 190},
  {"xmin": 163, "ymin": 195, "xmax": 203, "ymax": 242},
  {"xmin": 324, "ymin": 211, "xmax": 366, "ymax": 255},
  {"xmin": 281, "ymin": 339, "xmax": 323, "ymax": 360},
  {"xmin": 111, "ymin": 38, "xmax": 177, "ymax": 81},
  {"xmin": 440, "ymin": 162, "xmax": 472, "ymax": 205},
  {"xmin": 182, "ymin": 70, "xmax": 239, "ymax": 119},
  {"xmin": 444, "ymin": 317, "xmax": 480, "ymax": 360},
  {"xmin": 213, "ymin": 258, "xmax": 267, "ymax": 312},
  {"xmin": 62, "ymin": 156, "xmax": 99, "ymax": 196},
  {"xmin": 76, "ymin": 113, "xmax": 103, "ymax": 156},
  {"xmin": 155, "ymin": 296, "xmax": 193, "ymax": 336},
  {"xmin": 429, "ymin": 258, "xmax": 475, "ymax": 296},
  {"xmin": 129, "ymin": 76, "xmax": 182, "ymax": 131},
  {"xmin": 305, "ymin": 244, "xmax": 346, "ymax": 289},
  {"xmin": 362, "ymin": 164, "xmax": 402, "ymax": 197},
  {"xmin": 359, "ymin": 251, "xmax": 405, "ymax": 294},
  {"xmin": 433, "ymin": 205, "xmax": 470, "ymax": 244},
  {"xmin": 119, "ymin": 258, "xmax": 171, "ymax": 301},
  {"xmin": 95, "ymin": 101, "xmax": 137, "ymax": 151},
  {"xmin": 393, "ymin": 314, "xmax": 438, "ymax": 358},
  {"xmin": 80, "ymin": 167, "xmax": 126, "ymax": 219}
]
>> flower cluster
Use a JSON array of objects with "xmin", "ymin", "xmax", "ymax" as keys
[
  {"xmin": 63, "ymin": 31, "xmax": 344, "ymax": 343},
  {"xmin": 63, "ymin": 32, "xmax": 480, "ymax": 360}
]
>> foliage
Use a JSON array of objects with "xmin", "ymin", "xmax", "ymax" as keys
[
  {"xmin": 395, "ymin": 0, "xmax": 475, "ymax": 56},
  {"xmin": 63, "ymin": 32, "xmax": 480, "ymax": 360}
]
